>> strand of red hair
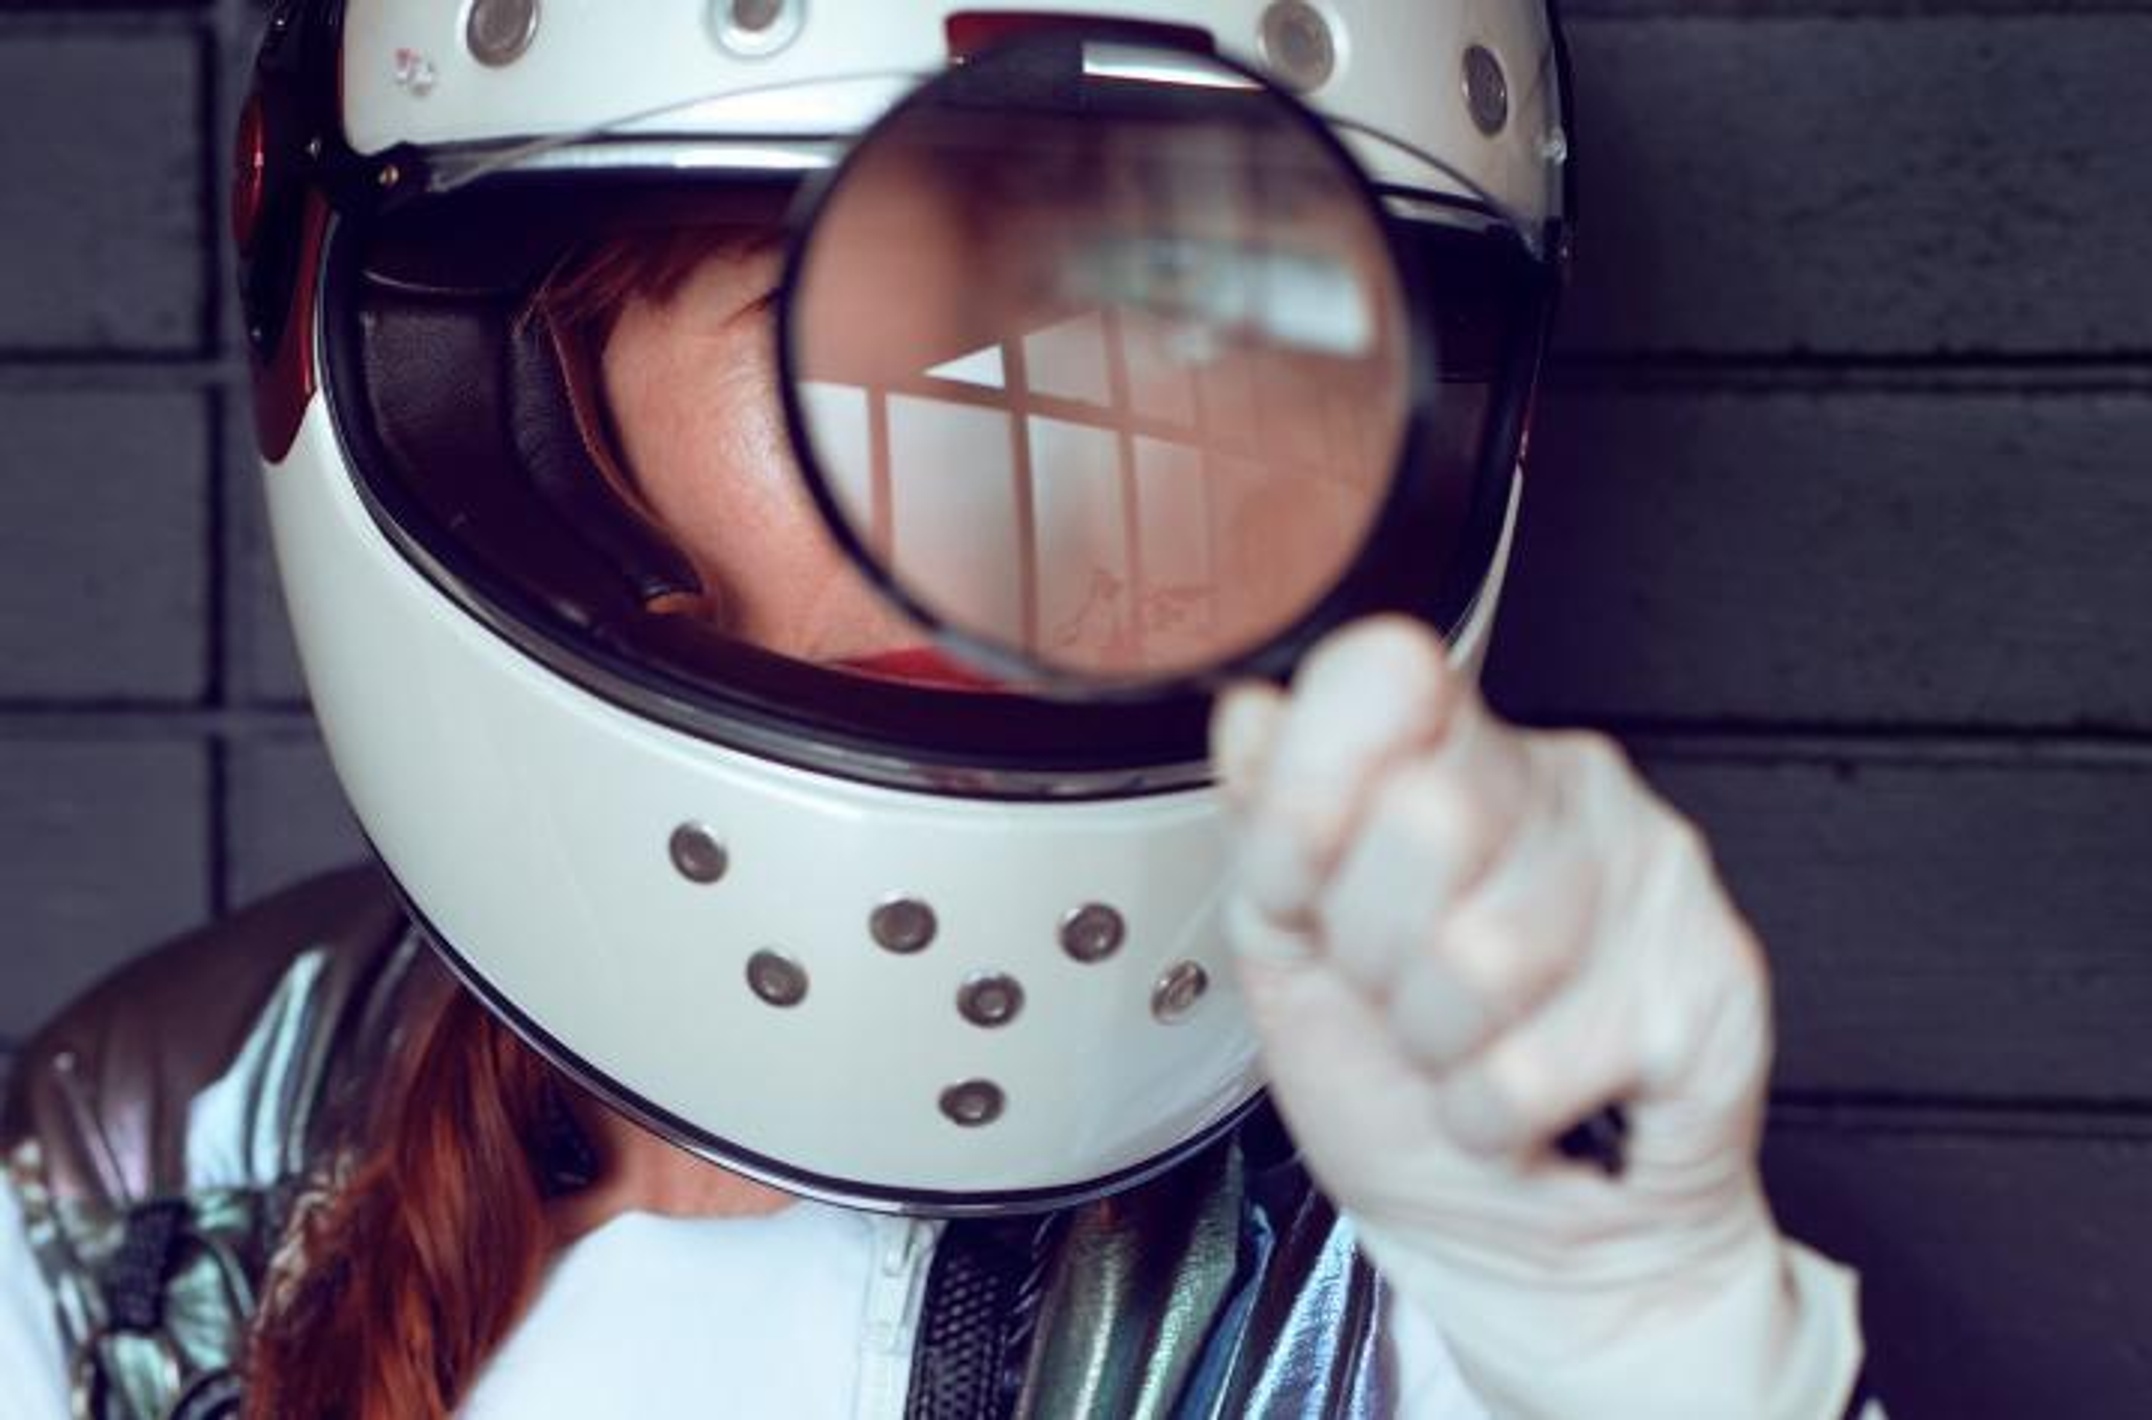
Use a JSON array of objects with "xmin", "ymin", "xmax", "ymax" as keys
[{"xmin": 242, "ymin": 987, "xmax": 560, "ymax": 1419}]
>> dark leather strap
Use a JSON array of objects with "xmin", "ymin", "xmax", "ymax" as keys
[{"xmin": 99, "ymin": 1199, "xmax": 191, "ymax": 1334}]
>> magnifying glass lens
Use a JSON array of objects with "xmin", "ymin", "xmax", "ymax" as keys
[{"xmin": 786, "ymin": 41, "xmax": 1411, "ymax": 685}]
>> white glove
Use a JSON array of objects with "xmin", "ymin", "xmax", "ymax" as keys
[{"xmin": 1211, "ymin": 617, "xmax": 1866, "ymax": 1420}]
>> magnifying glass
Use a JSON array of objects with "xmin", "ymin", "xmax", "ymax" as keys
[
  {"xmin": 778, "ymin": 36, "xmax": 1411, "ymax": 696},
  {"xmin": 778, "ymin": 34, "xmax": 1626, "ymax": 1175}
]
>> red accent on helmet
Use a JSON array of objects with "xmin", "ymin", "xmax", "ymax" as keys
[
  {"xmin": 232, "ymin": 92, "xmax": 268, "ymax": 254},
  {"xmin": 945, "ymin": 11, "xmax": 1215, "ymax": 59},
  {"xmin": 251, "ymin": 194, "xmax": 328, "ymax": 461},
  {"xmin": 832, "ymin": 647, "xmax": 1009, "ymax": 692}
]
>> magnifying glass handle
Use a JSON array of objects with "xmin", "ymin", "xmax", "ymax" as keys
[{"xmin": 1554, "ymin": 1102, "xmax": 1631, "ymax": 1179}]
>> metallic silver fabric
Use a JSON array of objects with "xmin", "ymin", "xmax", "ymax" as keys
[
  {"xmin": 1015, "ymin": 1131, "xmax": 1391, "ymax": 1419},
  {"xmin": 6, "ymin": 1156, "xmax": 269, "ymax": 1420}
]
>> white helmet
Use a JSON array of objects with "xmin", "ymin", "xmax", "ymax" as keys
[{"xmin": 235, "ymin": 0, "xmax": 1572, "ymax": 1213}]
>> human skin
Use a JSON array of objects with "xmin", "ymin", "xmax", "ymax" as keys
[{"xmin": 600, "ymin": 237, "xmax": 919, "ymax": 667}]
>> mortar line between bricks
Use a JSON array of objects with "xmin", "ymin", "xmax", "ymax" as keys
[
  {"xmin": 199, "ymin": 10, "xmax": 228, "ymax": 361},
  {"xmin": 0, "ymin": 358, "xmax": 246, "ymax": 387},
  {"xmin": 1626, "ymin": 725, "xmax": 2152, "ymax": 764},
  {"xmin": 206, "ymin": 733, "xmax": 231, "ymax": 919},
  {"xmin": 1770, "ymin": 1094, "xmax": 2152, "ymax": 1141},
  {"xmin": 209, "ymin": 0, "xmax": 246, "ymax": 715},
  {"xmin": 1477, "ymin": 721, "xmax": 2152, "ymax": 769},
  {"xmin": 0, "ymin": 11, "xmax": 202, "ymax": 37},
  {"xmin": 0, "ymin": 707, "xmax": 321, "ymax": 738},
  {"xmin": 1546, "ymin": 354, "xmax": 2152, "ymax": 396},
  {"xmin": 207, "ymin": 0, "xmax": 249, "ymax": 926}
]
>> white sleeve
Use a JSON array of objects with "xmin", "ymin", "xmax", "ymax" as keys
[
  {"xmin": 1380, "ymin": 1268, "xmax": 1888, "ymax": 1420},
  {"xmin": 0, "ymin": 1177, "xmax": 71, "ymax": 1420},
  {"xmin": 1380, "ymin": 1282, "xmax": 1492, "ymax": 1420}
]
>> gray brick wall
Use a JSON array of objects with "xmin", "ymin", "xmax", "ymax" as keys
[
  {"xmin": 0, "ymin": 30, "xmax": 205, "ymax": 353},
  {"xmin": 0, "ymin": 1, "xmax": 365, "ymax": 1058},
  {"xmin": 2, "ymin": 3, "xmax": 2148, "ymax": 1415}
]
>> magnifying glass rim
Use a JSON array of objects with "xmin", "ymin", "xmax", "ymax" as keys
[{"xmin": 773, "ymin": 30, "xmax": 1451, "ymax": 699}]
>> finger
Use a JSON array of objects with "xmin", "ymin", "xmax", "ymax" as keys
[
  {"xmin": 1223, "ymin": 889, "xmax": 1317, "ymax": 965},
  {"xmin": 1432, "ymin": 951, "xmax": 1643, "ymax": 1160},
  {"xmin": 1236, "ymin": 617, "xmax": 1464, "ymax": 923},
  {"xmin": 1312, "ymin": 711, "xmax": 1537, "ymax": 996},
  {"xmin": 1383, "ymin": 840, "xmax": 1602, "ymax": 1071},
  {"xmin": 1229, "ymin": 943, "xmax": 1449, "ymax": 1198},
  {"xmin": 1209, "ymin": 680, "xmax": 1288, "ymax": 813}
]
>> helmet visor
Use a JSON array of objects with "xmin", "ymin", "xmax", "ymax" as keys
[{"xmin": 317, "ymin": 39, "xmax": 1554, "ymax": 795}]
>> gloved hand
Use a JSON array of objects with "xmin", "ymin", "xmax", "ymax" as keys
[{"xmin": 1211, "ymin": 617, "xmax": 1866, "ymax": 1420}]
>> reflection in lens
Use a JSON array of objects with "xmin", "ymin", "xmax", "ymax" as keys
[{"xmin": 786, "ymin": 41, "xmax": 1411, "ymax": 683}]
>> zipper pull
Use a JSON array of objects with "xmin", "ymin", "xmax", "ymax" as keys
[{"xmin": 864, "ymin": 1214, "xmax": 934, "ymax": 1353}]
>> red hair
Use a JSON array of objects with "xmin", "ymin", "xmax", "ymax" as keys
[{"xmin": 242, "ymin": 987, "xmax": 564, "ymax": 1418}]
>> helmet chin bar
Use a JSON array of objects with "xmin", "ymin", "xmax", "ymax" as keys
[{"xmin": 402, "ymin": 875, "xmax": 1268, "ymax": 1217}]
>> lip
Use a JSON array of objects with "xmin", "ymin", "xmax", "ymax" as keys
[{"xmin": 830, "ymin": 646, "xmax": 1007, "ymax": 692}]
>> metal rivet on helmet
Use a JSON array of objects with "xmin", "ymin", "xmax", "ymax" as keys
[
  {"xmin": 746, "ymin": 949, "xmax": 809, "ymax": 1007},
  {"xmin": 668, "ymin": 823, "xmax": 729, "ymax": 884},
  {"xmin": 939, "ymin": 1080, "xmax": 1006, "ymax": 1127},
  {"xmin": 1151, "ymin": 961, "xmax": 1209, "ymax": 1023},
  {"xmin": 1463, "ymin": 44, "xmax": 1510, "ymax": 136},
  {"xmin": 957, "ymin": 973, "xmax": 1025, "ymax": 1028},
  {"xmin": 870, "ymin": 897, "xmax": 937, "ymax": 954},
  {"xmin": 710, "ymin": 0, "xmax": 806, "ymax": 57},
  {"xmin": 1259, "ymin": 1, "xmax": 1338, "ymax": 93},
  {"xmin": 466, "ymin": 0, "xmax": 540, "ymax": 68},
  {"xmin": 1058, "ymin": 904, "xmax": 1126, "ymax": 964}
]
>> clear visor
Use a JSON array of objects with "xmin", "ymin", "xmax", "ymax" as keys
[{"xmin": 326, "ymin": 36, "xmax": 1553, "ymax": 791}]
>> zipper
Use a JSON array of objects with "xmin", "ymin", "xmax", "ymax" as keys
[{"xmin": 853, "ymin": 1213, "xmax": 942, "ymax": 1420}]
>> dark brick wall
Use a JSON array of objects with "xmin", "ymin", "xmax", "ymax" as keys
[
  {"xmin": 2, "ymin": 3, "xmax": 2146, "ymax": 1416},
  {"xmin": 0, "ymin": 2, "xmax": 362, "ymax": 1047},
  {"xmin": 1485, "ymin": 10, "xmax": 2152, "ymax": 1414}
]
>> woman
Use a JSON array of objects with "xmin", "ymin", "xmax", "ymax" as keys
[{"xmin": 2, "ymin": 1, "xmax": 1875, "ymax": 1415}]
